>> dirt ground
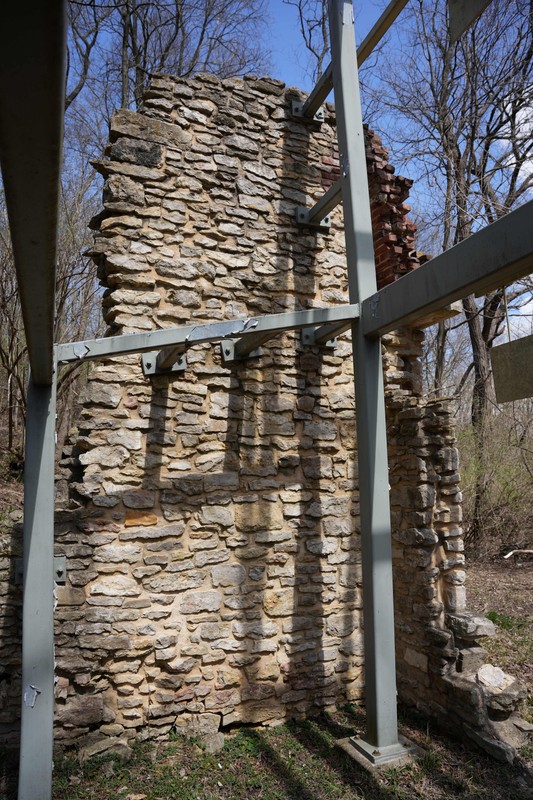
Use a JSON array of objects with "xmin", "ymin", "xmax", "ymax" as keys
[{"xmin": 466, "ymin": 560, "xmax": 533, "ymax": 701}]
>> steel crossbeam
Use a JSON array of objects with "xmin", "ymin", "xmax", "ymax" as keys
[
  {"xmin": 295, "ymin": 179, "xmax": 342, "ymax": 229},
  {"xmin": 362, "ymin": 199, "xmax": 533, "ymax": 338},
  {"xmin": 0, "ymin": 1, "xmax": 67, "ymax": 386},
  {"xmin": 294, "ymin": 0, "xmax": 409, "ymax": 122},
  {"xmin": 57, "ymin": 304, "xmax": 360, "ymax": 368}
]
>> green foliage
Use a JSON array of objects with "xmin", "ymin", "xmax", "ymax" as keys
[
  {"xmin": 457, "ymin": 407, "xmax": 533, "ymax": 555},
  {"xmin": 486, "ymin": 611, "xmax": 519, "ymax": 631}
]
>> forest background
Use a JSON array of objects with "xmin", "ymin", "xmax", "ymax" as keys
[{"xmin": 0, "ymin": 0, "xmax": 532, "ymax": 556}]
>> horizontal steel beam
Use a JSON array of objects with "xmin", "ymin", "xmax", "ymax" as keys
[
  {"xmin": 294, "ymin": 0, "xmax": 409, "ymax": 122},
  {"xmin": 0, "ymin": 1, "xmax": 67, "ymax": 386},
  {"xmin": 57, "ymin": 304, "xmax": 360, "ymax": 365},
  {"xmin": 296, "ymin": 179, "xmax": 342, "ymax": 229},
  {"xmin": 448, "ymin": 0, "xmax": 493, "ymax": 43},
  {"xmin": 362, "ymin": 200, "xmax": 533, "ymax": 338}
]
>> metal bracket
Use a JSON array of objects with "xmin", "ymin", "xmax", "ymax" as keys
[
  {"xmin": 295, "ymin": 206, "xmax": 331, "ymax": 231},
  {"xmin": 15, "ymin": 556, "xmax": 67, "ymax": 586},
  {"xmin": 142, "ymin": 350, "xmax": 187, "ymax": 377},
  {"xmin": 291, "ymin": 99, "xmax": 324, "ymax": 123},
  {"xmin": 54, "ymin": 556, "xmax": 67, "ymax": 584},
  {"xmin": 220, "ymin": 339, "xmax": 262, "ymax": 363},
  {"xmin": 301, "ymin": 329, "xmax": 337, "ymax": 349}
]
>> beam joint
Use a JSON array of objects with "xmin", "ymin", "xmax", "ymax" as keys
[
  {"xmin": 361, "ymin": 200, "xmax": 533, "ymax": 339},
  {"xmin": 291, "ymin": 65, "xmax": 332, "ymax": 122},
  {"xmin": 295, "ymin": 178, "xmax": 342, "ymax": 230},
  {"xmin": 142, "ymin": 350, "xmax": 187, "ymax": 377}
]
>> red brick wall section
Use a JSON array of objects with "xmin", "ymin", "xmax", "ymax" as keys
[{"xmin": 321, "ymin": 126, "xmax": 423, "ymax": 290}]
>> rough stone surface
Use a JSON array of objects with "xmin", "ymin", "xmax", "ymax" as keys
[{"xmin": 0, "ymin": 72, "xmax": 517, "ymax": 763}]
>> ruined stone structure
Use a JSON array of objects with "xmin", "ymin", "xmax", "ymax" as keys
[{"xmin": 0, "ymin": 73, "xmax": 527, "ymax": 762}]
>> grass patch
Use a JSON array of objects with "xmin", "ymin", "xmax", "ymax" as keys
[
  {"xmin": 486, "ymin": 611, "xmax": 521, "ymax": 631},
  {"xmin": 39, "ymin": 707, "xmax": 533, "ymax": 800}
]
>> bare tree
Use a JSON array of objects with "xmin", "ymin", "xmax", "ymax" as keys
[
  {"xmin": 368, "ymin": 0, "xmax": 533, "ymax": 548},
  {"xmin": 67, "ymin": 0, "xmax": 270, "ymax": 112},
  {"xmin": 283, "ymin": 0, "xmax": 329, "ymax": 80}
]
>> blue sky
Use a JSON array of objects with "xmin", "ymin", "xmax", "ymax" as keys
[{"xmin": 267, "ymin": 0, "xmax": 391, "ymax": 91}]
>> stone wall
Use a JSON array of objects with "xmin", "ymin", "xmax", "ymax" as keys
[{"xmin": 0, "ymin": 73, "xmax": 527, "ymax": 762}]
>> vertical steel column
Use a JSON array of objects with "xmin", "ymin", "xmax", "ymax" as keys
[
  {"xmin": 328, "ymin": 0, "xmax": 408, "ymax": 763},
  {"xmin": 18, "ymin": 366, "xmax": 57, "ymax": 800}
]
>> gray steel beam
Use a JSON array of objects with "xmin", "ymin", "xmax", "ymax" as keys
[
  {"xmin": 0, "ymin": 1, "xmax": 67, "ymax": 386},
  {"xmin": 448, "ymin": 0, "xmax": 493, "ymax": 43},
  {"xmin": 301, "ymin": 317, "xmax": 354, "ymax": 346},
  {"xmin": 362, "ymin": 200, "xmax": 533, "ymax": 339},
  {"xmin": 294, "ymin": 0, "xmax": 409, "ymax": 122},
  {"xmin": 296, "ymin": 179, "xmax": 342, "ymax": 229},
  {"xmin": 157, "ymin": 345, "xmax": 186, "ymax": 370},
  {"xmin": 294, "ymin": 65, "xmax": 333, "ymax": 120},
  {"xmin": 56, "ymin": 305, "xmax": 360, "ymax": 365},
  {"xmin": 357, "ymin": 0, "xmax": 409, "ymax": 65},
  {"xmin": 329, "ymin": 0, "xmax": 408, "ymax": 763},
  {"xmin": 18, "ymin": 371, "xmax": 57, "ymax": 800}
]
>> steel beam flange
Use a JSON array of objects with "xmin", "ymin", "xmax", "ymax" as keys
[
  {"xmin": 295, "ymin": 206, "xmax": 331, "ymax": 231},
  {"xmin": 291, "ymin": 99, "xmax": 325, "ymax": 123},
  {"xmin": 142, "ymin": 350, "xmax": 187, "ymax": 377},
  {"xmin": 220, "ymin": 339, "xmax": 262, "ymax": 363},
  {"xmin": 15, "ymin": 556, "xmax": 67, "ymax": 586},
  {"xmin": 300, "ymin": 329, "xmax": 337, "ymax": 349}
]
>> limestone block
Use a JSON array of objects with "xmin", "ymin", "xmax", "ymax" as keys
[
  {"xmin": 173, "ymin": 712, "xmax": 221, "ymax": 736},
  {"xmin": 80, "ymin": 382, "xmax": 123, "ymax": 408},
  {"xmin": 233, "ymin": 620, "xmax": 278, "ymax": 639},
  {"xmin": 200, "ymin": 622, "xmax": 231, "ymax": 641},
  {"xmin": 55, "ymin": 694, "xmax": 104, "ymax": 726},
  {"xmin": 180, "ymin": 590, "xmax": 222, "ymax": 614},
  {"xmin": 79, "ymin": 446, "xmax": 129, "ymax": 468},
  {"xmin": 200, "ymin": 506, "xmax": 234, "ymax": 527},
  {"xmin": 167, "ymin": 657, "xmax": 196, "ymax": 674},
  {"xmin": 263, "ymin": 589, "xmax": 293, "ymax": 617},
  {"xmin": 211, "ymin": 564, "xmax": 246, "ymax": 587},
  {"xmin": 306, "ymin": 538, "xmax": 337, "ymax": 556},
  {"xmin": 446, "ymin": 613, "xmax": 495, "ymax": 640},
  {"xmin": 122, "ymin": 490, "xmax": 156, "ymax": 508},
  {"xmin": 235, "ymin": 503, "xmax": 283, "ymax": 531},
  {"xmin": 123, "ymin": 511, "xmax": 159, "ymax": 528},
  {"xmin": 90, "ymin": 576, "xmax": 141, "ymax": 597},
  {"xmin": 104, "ymin": 174, "xmax": 145, "ymax": 206},
  {"xmin": 120, "ymin": 522, "xmax": 185, "ymax": 539},
  {"xmin": 111, "ymin": 107, "xmax": 192, "ymax": 149},
  {"xmin": 78, "ymin": 734, "xmax": 132, "ymax": 762},
  {"xmin": 143, "ymin": 571, "xmax": 205, "ymax": 593},
  {"xmin": 325, "ymin": 614, "xmax": 358, "ymax": 637}
]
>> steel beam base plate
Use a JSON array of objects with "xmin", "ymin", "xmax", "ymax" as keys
[
  {"xmin": 301, "ymin": 329, "xmax": 336, "ymax": 348},
  {"xmin": 220, "ymin": 340, "xmax": 262, "ymax": 363},
  {"xmin": 15, "ymin": 556, "xmax": 67, "ymax": 586},
  {"xmin": 291, "ymin": 99, "xmax": 324, "ymax": 123},
  {"xmin": 338, "ymin": 735, "xmax": 423, "ymax": 769},
  {"xmin": 295, "ymin": 206, "xmax": 331, "ymax": 231},
  {"xmin": 142, "ymin": 351, "xmax": 187, "ymax": 377}
]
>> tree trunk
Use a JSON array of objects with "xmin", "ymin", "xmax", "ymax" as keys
[{"xmin": 463, "ymin": 293, "xmax": 493, "ymax": 551}]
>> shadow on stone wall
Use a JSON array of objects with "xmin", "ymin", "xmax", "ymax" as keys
[{"xmin": 0, "ymin": 517, "xmax": 22, "ymax": 751}]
